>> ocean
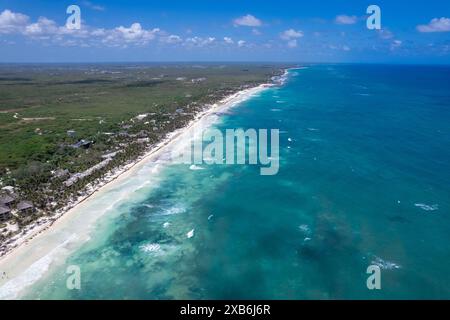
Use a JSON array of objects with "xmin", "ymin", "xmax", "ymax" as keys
[{"xmin": 18, "ymin": 64, "xmax": 450, "ymax": 299}]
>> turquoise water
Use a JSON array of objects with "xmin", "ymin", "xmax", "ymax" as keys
[{"xmin": 25, "ymin": 64, "xmax": 450, "ymax": 299}]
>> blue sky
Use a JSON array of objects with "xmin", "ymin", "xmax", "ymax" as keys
[{"xmin": 0, "ymin": 0, "xmax": 449, "ymax": 63}]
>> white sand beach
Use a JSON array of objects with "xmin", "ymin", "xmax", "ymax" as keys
[{"xmin": 0, "ymin": 82, "xmax": 273, "ymax": 299}]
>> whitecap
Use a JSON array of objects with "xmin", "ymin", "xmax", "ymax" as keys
[
  {"xmin": 371, "ymin": 256, "xmax": 401, "ymax": 270},
  {"xmin": 163, "ymin": 206, "xmax": 185, "ymax": 215},
  {"xmin": 414, "ymin": 203, "xmax": 439, "ymax": 212},
  {"xmin": 0, "ymin": 234, "xmax": 78, "ymax": 299},
  {"xmin": 187, "ymin": 229, "xmax": 195, "ymax": 239},
  {"xmin": 163, "ymin": 222, "xmax": 170, "ymax": 228},
  {"xmin": 298, "ymin": 224, "xmax": 310, "ymax": 233},
  {"xmin": 155, "ymin": 205, "xmax": 185, "ymax": 216},
  {"xmin": 189, "ymin": 164, "xmax": 205, "ymax": 171},
  {"xmin": 140, "ymin": 243, "xmax": 161, "ymax": 253}
]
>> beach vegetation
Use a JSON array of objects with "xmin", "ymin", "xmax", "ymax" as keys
[{"xmin": 0, "ymin": 63, "xmax": 288, "ymax": 247}]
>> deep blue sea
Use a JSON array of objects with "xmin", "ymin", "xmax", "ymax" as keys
[{"xmin": 23, "ymin": 64, "xmax": 450, "ymax": 299}]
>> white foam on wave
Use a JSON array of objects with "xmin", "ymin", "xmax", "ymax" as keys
[
  {"xmin": 414, "ymin": 203, "xmax": 439, "ymax": 212},
  {"xmin": 186, "ymin": 229, "xmax": 195, "ymax": 239},
  {"xmin": 151, "ymin": 164, "xmax": 162, "ymax": 174},
  {"xmin": 371, "ymin": 256, "xmax": 401, "ymax": 270},
  {"xmin": 0, "ymin": 234, "xmax": 78, "ymax": 300},
  {"xmin": 189, "ymin": 164, "xmax": 205, "ymax": 171},
  {"xmin": 160, "ymin": 205, "xmax": 185, "ymax": 216},
  {"xmin": 139, "ymin": 242, "xmax": 179, "ymax": 257},
  {"xmin": 298, "ymin": 224, "xmax": 310, "ymax": 234},
  {"xmin": 140, "ymin": 243, "xmax": 161, "ymax": 253}
]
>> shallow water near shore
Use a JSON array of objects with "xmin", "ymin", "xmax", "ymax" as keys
[{"xmin": 5, "ymin": 64, "xmax": 450, "ymax": 299}]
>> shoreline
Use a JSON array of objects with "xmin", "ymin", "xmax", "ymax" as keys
[{"xmin": 0, "ymin": 74, "xmax": 285, "ymax": 298}]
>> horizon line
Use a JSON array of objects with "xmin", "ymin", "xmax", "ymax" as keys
[{"xmin": 0, "ymin": 61, "xmax": 449, "ymax": 66}]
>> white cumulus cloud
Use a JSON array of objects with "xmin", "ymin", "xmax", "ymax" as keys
[
  {"xmin": 24, "ymin": 17, "xmax": 59, "ymax": 36},
  {"xmin": 335, "ymin": 15, "xmax": 358, "ymax": 25},
  {"xmin": 0, "ymin": 9, "xmax": 29, "ymax": 33},
  {"xmin": 0, "ymin": 8, "xmax": 259, "ymax": 51},
  {"xmin": 378, "ymin": 29, "xmax": 394, "ymax": 39},
  {"xmin": 185, "ymin": 36, "xmax": 216, "ymax": 47},
  {"xmin": 224, "ymin": 37, "xmax": 234, "ymax": 44},
  {"xmin": 161, "ymin": 34, "xmax": 182, "ymax": 44},
  {"xmin": 280, "ymin": 29, "xmax": 303, "ymax": 40},
  {"xmin": 390, "ymin": 40, "xmax": 402, "ymax": 50},
  {"xmin": 233, "ymin": 14, "xmax": 262, "ymax": 27},
  {"xmin": 417, "ymin": 17, "xmax": 450, "ymax": 32},
  {"xmin": 101, "ymin": 23, "xmax": 160, "ymax": 46},
  {"xmin": 280, "ymin": 29, "xmax": 303, "ymax": 48}
]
